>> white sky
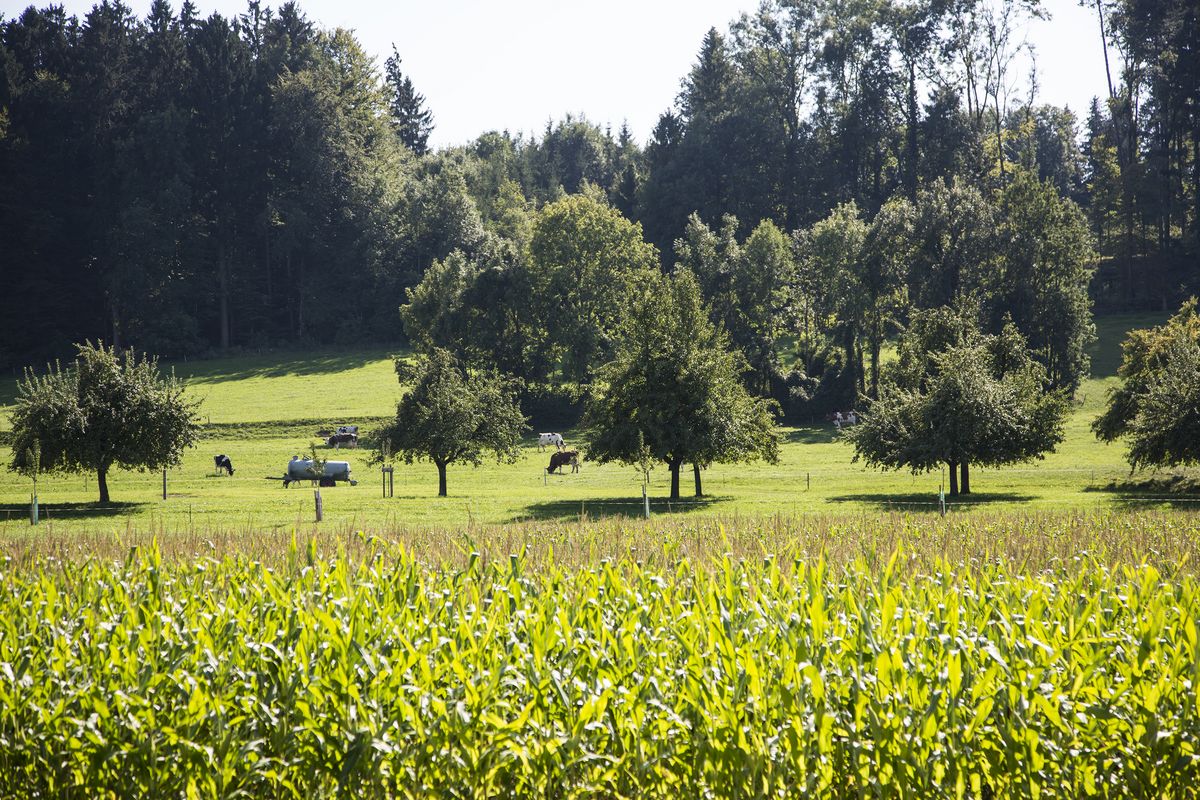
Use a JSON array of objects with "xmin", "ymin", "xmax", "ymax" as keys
[{"xmin": 2, "ymin": 0, "xmax": 1112, "ymax": 147}]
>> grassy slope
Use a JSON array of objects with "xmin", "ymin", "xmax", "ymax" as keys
[{"xmin": 1, "ymin": 314, "xmax": 1195, "ymax": 532}]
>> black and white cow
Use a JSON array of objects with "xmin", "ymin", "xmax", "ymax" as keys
[
  {"xmin": 538, "ymin": 432, "xmax": 565, "ymax": 452},
  {"xmin": 213, "ymin": 454, "xmax": 234, "ymax": 476}
]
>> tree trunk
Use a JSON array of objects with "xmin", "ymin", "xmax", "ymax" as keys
[
  {"xmin": 218, "ymin": 241, "xmax": 231, "ymax": 350},
  {"xmin": 1194, "ymin": 136, "xmax": 1200, "ymax": 246},
  {"xmin": 436, "ymin": 461, "xmax": 447, "ymax": 497},
  {"xmin": 870, "ymin": 338, "xmax": 881, "ymax": 400},
  {"xmin": 960, "ymin": 461, "xmax": 970, "ymax": 495},
  {"xmin": 111, "ymin": 304, "xmax": 121, "ymax": 350},
  {"xmin": 905, "ymin": 59, "xmax": 918, "ymax": 198},
  {"xmin": 669, "ymin": 459, "xmax": 682, "ymax": 501},
  {"xmin": 97, "ymin": 466, "xmax": 110, "ymax": 504},
  {"xmin": 948, "ymin": 461, "xmax": 958, "ymax": 496},
  {"xmin": 693, "ymin": 463, "xmax": 703, "ymax": 498}
]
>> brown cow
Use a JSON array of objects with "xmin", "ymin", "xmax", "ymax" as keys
[{"xmin": 547, "ymin": 449, "xmax": 580, "ymax": 474}]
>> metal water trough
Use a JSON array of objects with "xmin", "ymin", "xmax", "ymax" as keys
[{"xmin": 272, "ymin": 458, "xmax": 358, "ymax": 487}]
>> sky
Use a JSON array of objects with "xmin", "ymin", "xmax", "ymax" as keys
[{"xmin": 1, "ymin": 0, "xmax": 1113, "ymax": 148}]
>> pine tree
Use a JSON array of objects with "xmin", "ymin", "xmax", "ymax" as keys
[{"xmin": 384, "ymin": 44, "xmax": 433, "ymax": 155}]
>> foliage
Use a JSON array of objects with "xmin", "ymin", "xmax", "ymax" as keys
[
  {"xmin": 8, "ymin": 342, "xmax": 201, "ymax": 503},
  {"xmin": 847, "ymin": 307, "xmax": 1068, "ymax": 494},
  {"xmin": 582, "ymin": 269, "xmax": 779, "ymax": 500},
  {"xmin": 528, "ymin": 194, "xmax": 660, "ymax": 383},
  {"xmin": 676, "ymin": 214, "xmax": 796, "ymax": 396},
  {"xmin": 1095, "ymin": 299, "xmax": 1200, "ymax": 469},
  {"xmin": 2, "ymin": 545, "xmax": 1199, "ymax": 796},
  {"xmin": 989, "ymin": 170, "xmax": 1097, "ymax": 390},
  {"xmin": 384, "ymin": 44, "xmax": 434, "ymax": 155},
  {"xmin": 377, "ymin": 349, "xmax": 525, "ymax": 496}
]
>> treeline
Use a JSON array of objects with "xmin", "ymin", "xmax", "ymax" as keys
[{"xmin": 0, "ymin": 0, "xmax": 1195, "ymax": 395}]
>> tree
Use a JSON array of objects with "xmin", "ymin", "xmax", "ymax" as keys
[
  {"xmin": 384, "ymin": 44, "xmax": 433, "ymax": 155},
  {"xmin": 529, "ymin": 194, "xmax": 659, "ymax": 383},
  {"xmin": 906, "ymin": 178, "xmax": 996, "ymax": 310},
  {"xmin": 377, "ymin": 349, "xmax": 526, "ymax": 497},
  {"xmin": 1094, "ymin": 298, "xmax": 1200, "ymax": 469},
  {"xmin": 796, "ymin": 201, "xmax": 869, "ymax": 402},
  {"xmin": 988, "ymin": 170, "xmax": 1096, "ymax": 390},
  {"xmin": 582, "ymin": 269, "xmax": 779, "ymax": 500},
  {"xmin": 677, "ymin": 214, "xmax": 796, "ymax": 396},
  {"xmin": 846, "ymin": 306, "xmax": 1068, "ymax": 495},
  {"xmin": 8, "ymin": 342, "xmax": 201, "ymax": 503}
]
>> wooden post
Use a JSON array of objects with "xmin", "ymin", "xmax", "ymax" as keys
[
  {"xmin": 806, "ymin": 472, "xmax": 810, "ymax": 491},
  {"xmin": 314, "ymin": 489, "xmax": 323, "ymax": 522},
  {"xmin": 162, "ymin": 469, "xmax": 167, "ymax": 500}
]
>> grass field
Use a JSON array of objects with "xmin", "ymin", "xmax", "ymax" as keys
[{"xmin": 0, "ymin": 312, "xmax": 1194, "ymax": 532}]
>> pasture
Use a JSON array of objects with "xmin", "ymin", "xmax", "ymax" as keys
[{"xmin": 0, "ymin": 313, "xmax": 1194, "ymax": 533}]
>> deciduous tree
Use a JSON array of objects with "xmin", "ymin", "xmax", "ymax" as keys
[
  {"xmin": 582, "ymin": 270, "xmax": 779, "ymax": 500},
  {"xmin": 1094, "ymin": 298, "xmax": 1200, "ymax": 469},
  {"xmin": 8, "ymin": 342, "xmax": 201, "ymax": 503},
  {"xmin": 847, "ymin": 306, "xmax": 1067, "ymax": 494},
  {"xmin": 378, "ymin": 349, "xmax": 526, "ymax": 497}
]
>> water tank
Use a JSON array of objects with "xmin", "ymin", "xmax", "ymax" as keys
[{"xmin": 287, "ymin": 459, "xmax": 353, "ymax": 482}]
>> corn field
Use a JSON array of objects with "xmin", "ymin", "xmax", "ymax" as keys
[{"xmin": 1, "ymin": 532, "xmax": 1198, "ymax": 797}]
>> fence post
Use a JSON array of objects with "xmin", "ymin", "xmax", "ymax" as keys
[
  {"xmin": 314, "ymin": 489, "xmax": 323, "ymax": 522},
  {"xmin": 806, "ymin": 472, "xmax": 810, "ymax": 491},
  {"xmin": 162, "ymin": 469, "xmax": 167, "ymax": 500}
]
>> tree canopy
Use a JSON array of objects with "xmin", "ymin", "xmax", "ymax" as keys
[
  {"xmin": 582, "ymin": 269, "xmax": 779, "ymax": 500},
  {"xmin": 846, "ymin": 307, "xmax": 1068, "ymax": 495},
  {"xmin": 1094, "ymin": 299, "xmax": 1200, "ymax": 470},
  {"xmin": 8, "ymin": 342, "xmax": 201, "ymax": 503},
  {"xmin": 377, "ymin": 349, "xmax": 526, "ymax": 496}
]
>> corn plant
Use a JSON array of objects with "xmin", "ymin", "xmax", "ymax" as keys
[{"xmin": 0, "ymin": 538, "xmax": 1198, "ymax": 798}]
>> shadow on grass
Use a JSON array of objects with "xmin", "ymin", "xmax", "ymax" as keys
[
  {"xmin": 1, "ymin": 501, "xmax": 148, "ymax": 520},
  {"xmin": 784, "ymin": 426, "xmax": 842, "ymax": 445},
  {"xmin": 1084, "ymin": 474, "xmax": 1200, "ymax": 495},
  {"xmin": 513, "ymin": 495, "xmax": 725, "ymax": 522},
  {"xmin": 174, "ymin": 350, "xmax": 392, "ymax": 384},
  {"xmin": 827, "ymin": 491, "xmax": 1035, "ymax": 509},
  {"xmin": 1083, "ymin": 473, "xmax": 1200, "ymax": 509}
]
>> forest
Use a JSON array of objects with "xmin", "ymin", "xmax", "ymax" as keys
[{"xmin": 0, "ymin": 0, "xmax": 1196, "ymax": 416}]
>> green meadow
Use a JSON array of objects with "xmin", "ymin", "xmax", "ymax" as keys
[{"xmin": 0, "ymin": 312, "xmax": 1194, "ymax": 533}]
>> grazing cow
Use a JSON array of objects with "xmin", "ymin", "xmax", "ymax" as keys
[
  {"xmin": 538, "ymin": 432, "xmax": 565, "ymax": 452},
  {"xmin": 213, "ymin": 454, "xmax": 234, "ymax": 476},
  {"xmin": 326, "ymin": 432, "xmax": 358, "ymax": 449},
  {"xmin": 547, "ymin": 449, "xmax": 580, "ymax": 474}
]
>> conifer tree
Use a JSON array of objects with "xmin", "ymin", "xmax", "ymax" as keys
[{"xmin": 384, "ymin": 44, "xmax": 433, "ymax": 155}]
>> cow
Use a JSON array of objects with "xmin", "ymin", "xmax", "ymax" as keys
[
  {"xmin": 326, "ymin": 432, "xmax": 358, "ymax": 449},
  {"xmin": 538, "ymin": 432, "xmax": 565, "ymax": 452},
  {"xmin": 213, "ymin": 454, "xmax": 234, "ymax": 476},
  {"xmin": 547, "ymin": 449, "xmax": 580, "ymax": 474}
]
